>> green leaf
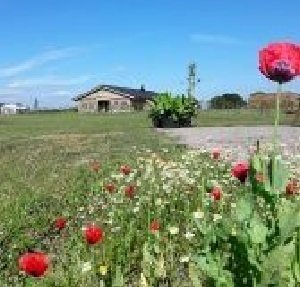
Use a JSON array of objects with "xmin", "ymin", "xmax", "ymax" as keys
[
  {"xmin": 112, "ymin": 265, "xmax": 124, "ymax": 287},
  {"xmin": 248, "ymin": 215, "xmax": 268, "ymax": 244},
  {"xmin": 188, "ymin": 263, "xmax": 204, "ymax": 287},
  {"xmin": 235, "ymin": 197, "xmax": 252, "ymax": 223}
]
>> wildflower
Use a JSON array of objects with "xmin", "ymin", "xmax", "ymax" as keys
[
  {"xmin": 105, "ymin": 183, "xmax": 115, "ymax": 193},
  {"xmin": 84, "ymin": 225, "xmax": 103, "ymax": 244},
  {"xmin": 125, "ymin": 185, "xmax": 136, "ymax": 198},
  {"xmin": 99, "ymin": 265, "xmax": 108, "ymax": 276},
  {"xmin": 18, "ymin": 252, "xmax": 49, "ymax": 277},
  {"xmin": 179, "ymin": 256, "xmax": 190, "ymax": 263},
  {"xmin": 286, "ymin": 181, "xmax": 297, "ymax": 195},
  {"xmin": 140, "ymin": 272, "xmax": 149, "ymax": 287},
  {"xmin": 81, "ymin": 261, "xmax": 92, "ymax": 273},
  {"xmin": 184, "ymin": 231, "xmax": 195, "ymax": 240},
  {"xmin": 210, "ymin": 187, "xmax": 222, "ymax": 201},
  {"xmin": 90, "ymin": 161, "xmax": 101, "ymax": 172},
  {"xmin": 231, "ymin": 162, "xmax": 249, "ymax": 183},
  {"xmin": 255, "ymin": 173, "xmax": 264, "ymax": 183},
  {"xmin": 149, "ymin": 220, "xmax": 160, "ymax": 232},
  {"xmin": 213, "ymin": 214, "xmax": 222, "ymax": 222},
  {"xmin": 54, "ymin": 217, "xmax": 67, "ymax": 230},
  {"xmin": 168, "ymin": 226, "xmax": 179, "ymax": 235},
  {"xmin": 120, "ymin": 165, "xmax": 131, "ymax": 175},
  {"xmin": 212, "ymin": 148, "xmax": 221, "ymax": 160},
  {"xmin": 193, "ymin": 210, "xmax": 204, "ymax": 219}
]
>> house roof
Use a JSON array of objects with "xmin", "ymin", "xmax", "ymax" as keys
[{"xmin": 73, "ymin": 84, "xmax": 158, "ymax": 101}]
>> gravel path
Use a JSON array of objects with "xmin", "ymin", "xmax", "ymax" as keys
[{"xmin": 160, "ymin": 126, "xmax": 300, "ymax": 162}]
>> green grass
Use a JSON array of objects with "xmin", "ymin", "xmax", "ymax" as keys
[{"xmin": 0, "ymin": 111, "xmax": 298, "ymax": 286}]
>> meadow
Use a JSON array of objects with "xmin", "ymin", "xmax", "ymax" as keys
[{"xmin": 0, "ymin": 110, "xmax": 299, "ymax": 287}]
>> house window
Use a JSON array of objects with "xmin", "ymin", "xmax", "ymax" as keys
[
  {"xmin": 114, "ymin": 101, "xmax": 119, "ymax": 106},
  {"xmin": 121, "ymin": 101, "xmax": 128, "ymax": 106}
]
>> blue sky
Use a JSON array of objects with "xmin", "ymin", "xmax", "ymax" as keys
[{"xmin": 0, "ymin": 0, "xmax": 300, "ymax": 108}]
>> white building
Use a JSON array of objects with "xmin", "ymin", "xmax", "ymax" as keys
[{"xmin": 0, "ymin": 103, "xmax": 28, "ymax": 115}]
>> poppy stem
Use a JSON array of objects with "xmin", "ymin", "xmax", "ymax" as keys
[{"xmin": 274, "ymin": 83, "xmax": 282, "ymax": 154}]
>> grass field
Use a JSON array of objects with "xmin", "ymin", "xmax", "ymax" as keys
[{"xmin": 0, "ymin": 110, "xmax": 299, "ymax": 286}]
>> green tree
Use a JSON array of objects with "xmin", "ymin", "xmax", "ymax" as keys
[{"xmin": 209, "ymin": 93, "xmax": 247, "ymax": 109}]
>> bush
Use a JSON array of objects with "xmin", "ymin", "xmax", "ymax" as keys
[{"xmin": 149, "ymin": 93, "xmax": 197, "ymax": 128}]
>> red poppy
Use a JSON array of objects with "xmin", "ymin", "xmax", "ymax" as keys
[
  {"xmin": 210, "ymin": 187, "xmax": 222, "ymax": 201},
  {"xmin": 120, "ymin": 165, "xmax": 131, "ymax": 175},
  {"xmin": 54, "ymin": 217, "xmax": 67, "ymax": 230},
  {"xmin": 286, "ymin": 179, "xmax": 298, "ymax": 196},
  {"xmin": 105, "ymin": 183, "xmax": 115, "ymax": 193},
  {"xmin": 18, "ymin": 252, "xmax": 49, "ymax": 277},
  {"xmin": 90, "ymin": 161, "xmax": 101, "ymax": 172},
  {"xmin": 149, "ymin": 220, "xmax": 160, "ymax": 232},
  {"xmin": 125, "ymin": 185, "xmax": 136, "ymax": 198},
  {"xmin": 212, "ymin": 148, "xmax": 220, "ymax": 160},
  {"xmin": 231, "ymin": 162, "xmax": 249, "ymax": 183},
  {"xmin": 84, "ymin": 225, "xmax": 103, "ymax": 244},
  {"xmin": 259, "ymin": 42, "xmax": 300, "ymax": 84}
]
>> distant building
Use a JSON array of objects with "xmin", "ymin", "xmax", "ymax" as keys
[
  {"xmin": 72, "ymin": 84, "xmax": 158, "ymax": 113},
  {"xmin": 0, "ymin": 103, "xmax": 28, "ymax": 115},
  {"xmin": 248, "ymin": 91, "xmax": 300, "ymax": 113}
]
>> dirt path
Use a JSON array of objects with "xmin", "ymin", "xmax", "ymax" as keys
[{"xmin": 159, "ymin": 126, "xmax": 300, "ymax": 162}]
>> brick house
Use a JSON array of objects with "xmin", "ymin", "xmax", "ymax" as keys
[
  {"xmin": 72, "ymin": 84, "xmax": 157, "ymax": 113},
  {"xmin": 248, "ymin": 91, "xmax": 300, "ymax": 113}
]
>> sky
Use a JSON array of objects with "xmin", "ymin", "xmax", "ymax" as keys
[{"xmin": 0, "ymin": 0, "xmax": 300, "ymax": 108}]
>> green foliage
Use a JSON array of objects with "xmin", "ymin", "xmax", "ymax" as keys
[
  {"xmin": 192, "ymin": 151, "xmax": 300, "ymax": 287},
  {"xmin": 209, "ymin": 93, "xmax": 247, "ymax": 109},
  {"xmin": 149, "ymin": 92, "xmax": 197, "ymax": 127}
]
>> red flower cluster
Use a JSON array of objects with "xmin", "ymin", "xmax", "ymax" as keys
[
  {"xmin": 18, "ymin": 252, "xmax": 49, "ymax": 277},
  {"xmin": 259, "ymin": 42, "xmax": 300, "ymax": 84},
  {"xmin": 232, "ymin": 162, "xmax": 249, "ymax": 183}
]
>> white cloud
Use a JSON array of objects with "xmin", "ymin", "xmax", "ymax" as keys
[
  {"xmin": 0, "ymin": 47, "xmax": 81, "ymax": 77},
  {"xmin": 190, "ymin": 34, "xmax": 242, "ymax": 45},
  {"xmin": 7, "ymin": 74, "xmax": 95, "ymax": 88}
]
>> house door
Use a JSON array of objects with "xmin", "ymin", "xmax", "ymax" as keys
[{"xmin": 98, "ymin": 101, "xmax": 109, "ymax": 112}]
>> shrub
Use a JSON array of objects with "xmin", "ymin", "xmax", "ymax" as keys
[{"xmin": 149, "ymin": 93, "xmax": 197, "ymax": 128}]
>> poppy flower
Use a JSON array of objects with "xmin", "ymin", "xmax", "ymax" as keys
[
  {"xmin": 149, "ymin": 220, "xmax": 160, "ymax": 232},
  {"xmin": 210, "ymin": 187, "xmax": 222, "ymax": 201},
  {"xmin": 231, "ymin": 162, "xmax": 249, "ymax": 183},
  {"xmin": 212, "ymin": 148, "xmax": 220, "ymax": 160},
  {"xmin": 259, "ymin": 42, "xmax": 300, "ymax": 84},
  {"xmin": 90, "ymin": 161, "xmax": 101, "ymax": 172},
  {"xmin": 286, "ymin": 180, "xmax": 298, "ymax": 195},
  {"xmin": 54, "ymin": 217, "xmax": 67, "ymax": 230},
  {"xmin": 105, "ymin": 183, "xmax": 115, "ymax": 193},
  {"xmin": 125, "ymin": 185, "xmax": 136, "ymax": 198},
  {"xmin": 84, "ymin": 225, "xmax": 103, "ymax": 244},
  {"xmin": 18, "ymin": 252, "xmax": 49, "ymax": 277},
  {"xmin": 120, "ymin": 165, "xmax": 131, "ymax": 175}
]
